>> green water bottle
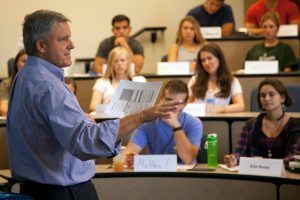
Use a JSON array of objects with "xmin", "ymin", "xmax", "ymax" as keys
[{"xmin": 206, "ymin": 133, "xmax": 218, "ymax": 168}]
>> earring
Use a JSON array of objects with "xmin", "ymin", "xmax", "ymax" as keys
[{"xmin": 282, "ymin": 103, "xmax": 286, "ymax": 112}]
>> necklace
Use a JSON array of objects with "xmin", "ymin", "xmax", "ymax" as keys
[
  {"xmin": 264, "ymin": 113, "xmax": 285, "ymax": 158},
  {"xmin": 265, "ymin": 111, "xmax": 285, "ymax": 121},
  {"xmin": 267, "ymin": 139, "xmax": 274, "ymax": 158}
]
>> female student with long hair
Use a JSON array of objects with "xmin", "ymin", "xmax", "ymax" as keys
[
  {"xmin": 188, "ymin": 43, "xmax": 244, "ymax": 113},
  {"xmin": 168, "ymin": 16, "xmax": 206, "ymax": 72}
]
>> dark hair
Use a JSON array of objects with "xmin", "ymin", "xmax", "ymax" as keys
[
  {"xmin": 162, "ymin": 80, "xmax": 189, "ymax": 102},
  {"xmin": 191, "ymin": 43, "xmax": 233, "ymax": 99},
  {"xmin": 257, "ymin": 79, "xmax": 293, "ymax": 109},
  {"xmin": 9, "ymin": 49, "xmax": 27, "ymax": 90},
  {"xmin": 23, "ymin": 9, "xmax": 70, "ymax": 55},
  {"xmin": 64, "ymin": 77, "xmax": 77, "ymax": 95},
  {"xmin": 112, "ymin": 14, "xmax": 130, "ymax": 26}
]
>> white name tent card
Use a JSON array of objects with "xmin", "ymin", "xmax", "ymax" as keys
[
  {"xmin": 183, "ymin": 103, "xmax": 205, "ymax": 117},
  {"xmin": 134, "ymin": 155, "xmax": 177, "ymax": 172},
  {"xmin": 200, "ymin": 27, "xmax": 222, "ymax": 39},
  {"xmin": 239, "ymin": 157, "xmax": 285, "ymax": 177},
  {"xmin": 104, "ymin": 80, "xmax": 161, "ymax": 116},
  {"xmin": 244, "ymin": 61, "xmax": 279, "ymax": 74},
  {"xmin": 157, "ymin": 62, "xmax": 190, "ymax": 75},
  {"xmin": 277, "ymin": 24, "xmax": 298, "ymax": 37}
]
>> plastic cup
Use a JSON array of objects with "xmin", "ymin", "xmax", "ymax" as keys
[{"xmin": 113, "ymin": 146, "xmax": 126, "ymax": 172}]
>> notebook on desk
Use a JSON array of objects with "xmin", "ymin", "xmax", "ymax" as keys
[{"xmin": 188, "ymin": 164, "xmax": 216, "ymax": 172}]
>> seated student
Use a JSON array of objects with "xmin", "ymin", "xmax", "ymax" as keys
[
  {"xmin": 89, "ymin": 47, "xmax": 146, "ymax": 111},
  {"xmin": 224, "ymin": 78, "xmax": 300, "ymax": 167},
  {"xmin": 188, "ymin": 43, "xmax": 245, "ymax": 113},
  {"xmin": 187, "ymin": 0, "xmax": 235, "ymax": 37},
  {"xmin": 245, "ymin": 12, "xmax": 296, "ymax": 72},
  {"xmin": 245, "ymin": 0, "xmax": 299, "ymax": 36},
  {"xmin": 125, "ymin": 80, "xmax": 203, "ymax": 165},
  {"xmin": 93, "ymin": 14, "xmax": 144, "ymax": 75},
  {"xmin": 0, "ymin": 50, "xmax": 27, "ymax": 116},
  {"xmin": 167, "ymin": 16, "xmax": 206, "ymax": 73}
]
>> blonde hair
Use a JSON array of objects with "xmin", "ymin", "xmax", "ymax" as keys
[
  {"xmin": 176, "ymin": 16, "xmax": 206, "ymax": 45},
  {"xmin": 104, "ymin": 47, "xmax": 133, "ymax": 80}
]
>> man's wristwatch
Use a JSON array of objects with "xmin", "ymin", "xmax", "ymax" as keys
[{"xmin": 173, "ymin": 126, "xmax": 182, "ymax": 132}]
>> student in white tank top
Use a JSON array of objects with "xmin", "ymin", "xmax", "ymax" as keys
[{"xmin": 168, "ymin": 16, "xmax": 206, "ymax": 73}]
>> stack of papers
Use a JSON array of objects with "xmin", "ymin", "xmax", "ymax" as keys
[{"xmin": 218, "ymin": 164, "xmax": 239, "ymax": 172}]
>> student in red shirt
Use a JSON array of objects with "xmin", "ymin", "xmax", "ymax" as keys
[{"xmin": 245, "ymin": 0, "xmax": 299, "ymax": 36}]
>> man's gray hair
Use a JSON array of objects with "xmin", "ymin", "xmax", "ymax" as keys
[{"xmin": 23, "ymin": 9, "xmax": 70, "ymax": 55}]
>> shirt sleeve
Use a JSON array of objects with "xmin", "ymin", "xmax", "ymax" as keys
[
  {"xmin": 245, "ymin": 46, "xmax": 255, "ymax": 61},
  {"xmin": 93, "ymin": 78, "xmax": 108, "ymax": 92},
  {"xmin": 40, "ymin": 83, "xmax": 122, "ymax": 160},
  {"xmin": 221, "ymin": 5, "xmax": 235, "ymax": 24},
  {"xmin": 96, "ymin": 38, "xmax": 111, "ymax": 58},
  {"xmin": 286, "ymin": 1, "xmax": 300, "ymax": 23},
  {"xmin": 282, "ymin": 45, "xmax": 296, "ymax": 69},
  {"xmin": 184, "ymin": 115, "xmax": 202, "ymax": 149},
  {"xmin": 188, "ymin": 75, "xmax": 196, "ymax": 97},
  {"xmin": 130, "ymin": 123, "xmax": 148, "ymax": 148},
  {"xmin": 245, "ymin": 4, "xmax": 258, "ymax": 25},
  {"xmin": 284, "ymin": 119, "xmax": 300, "ymax": 163},
  {"xmin": 231, "ymin": 78, "xmax": 243, "ymax": 96},
  {"xmin": 285, "ymin": 136, "xmax": 300, "ymax": 163},
  {"xmin": 234, "ymin": 120, "xmax": 253, "ymax": 158},
  {"xmin": 130, "ymin": 39, "xmax": 144, "ymax": 56}
]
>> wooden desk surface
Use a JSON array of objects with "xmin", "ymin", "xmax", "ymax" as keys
[
  {"xmin": 1, "ymin": 165, "xmax": 299, "ymax": 200},
  {"xmin": 1, "ymin": 164, "xmax": 300, "ymax": 182},
  {"xmin": 94, "ymin": 164, "xmax": 300, "ymax": 182}
]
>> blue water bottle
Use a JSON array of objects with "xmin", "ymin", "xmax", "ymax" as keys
[{"xmin": 205, "ymin": 133, "xmax": 218, "ymax": 168}]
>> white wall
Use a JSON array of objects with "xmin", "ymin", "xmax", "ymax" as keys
[{"xmin": 0, "ymin": 0, "xmax": 244, "ymax": 77}]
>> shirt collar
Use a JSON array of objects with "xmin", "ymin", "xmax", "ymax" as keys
[{"xmin": 26, "ymin": 56, "xmax": 65, "ymax": 81}]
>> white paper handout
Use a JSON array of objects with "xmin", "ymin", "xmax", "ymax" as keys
[
  {"xmin": 104, "ymin": 80, "xmax": 161, "ymax": 117},
  {"xmin": 218, "ymin": 164, "xmax": 239, "ymax": 172}
]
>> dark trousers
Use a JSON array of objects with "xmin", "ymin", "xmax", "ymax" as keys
[{"xmin": 20, "ymin": 180, "xmax": 99, "ymax": 200}]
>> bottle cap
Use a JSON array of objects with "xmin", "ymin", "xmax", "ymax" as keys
[
  {"xmin": 207, "ymin": 98, "xmax": 215, "ymax": 104},
  {"xmin": 207, "ymin": 133, "xmax": 217, "ymax": 141}
]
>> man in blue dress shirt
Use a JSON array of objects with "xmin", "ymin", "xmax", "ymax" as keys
[{"xmin": 7, "ymin": 10, "xmax": 179, "ymax": 200}]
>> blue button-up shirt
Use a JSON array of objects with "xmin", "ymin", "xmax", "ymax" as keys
[{"xmin": 7, "ymin": 56, "xmax": 121, "ymax": 186}]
